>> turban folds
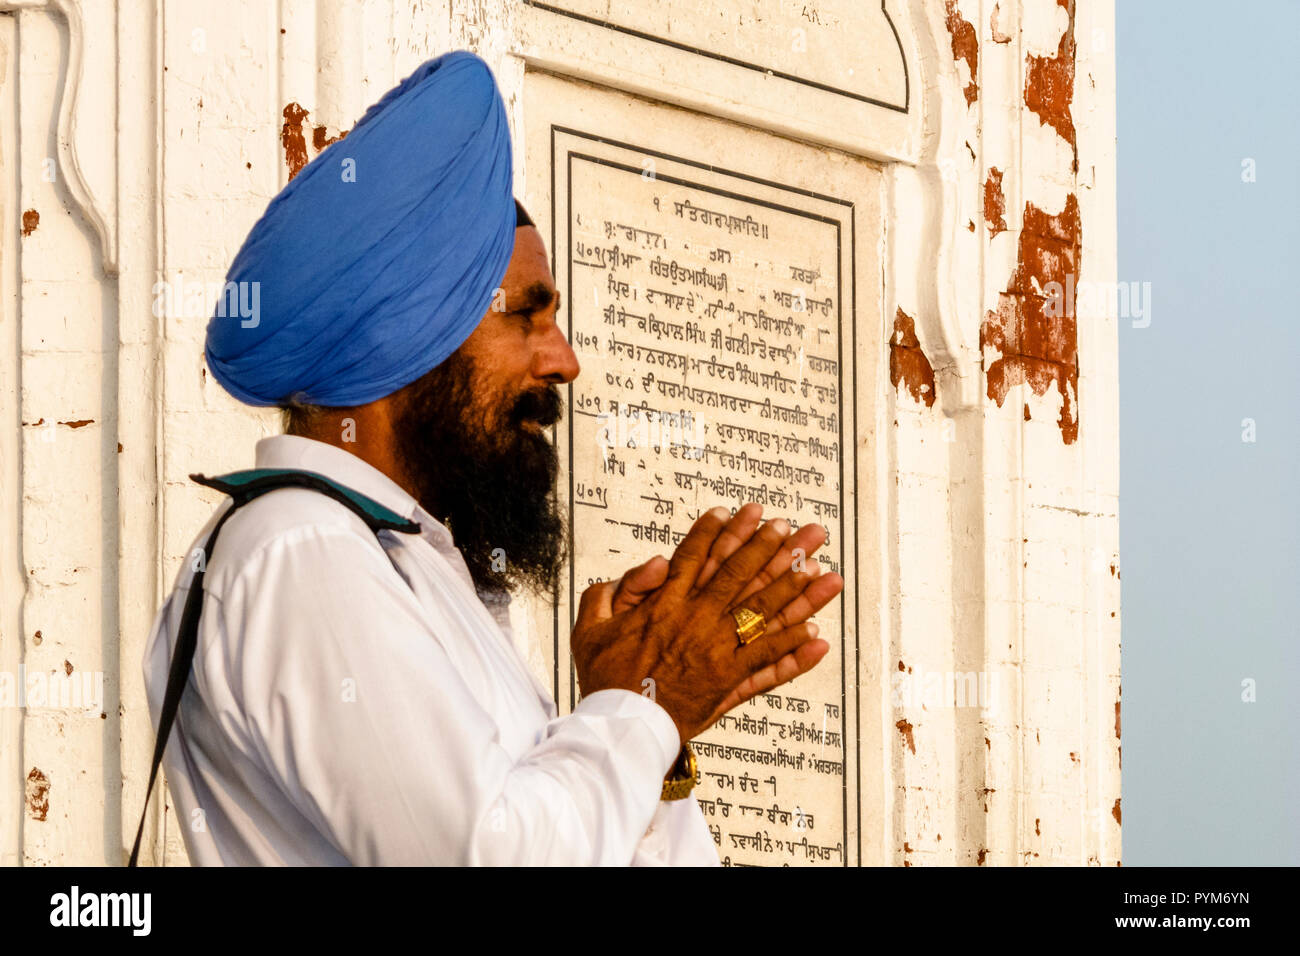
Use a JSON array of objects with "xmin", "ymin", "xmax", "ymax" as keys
[{"xmin": 205, "ymin": 51, "xmax": 516, "ymax": 407}]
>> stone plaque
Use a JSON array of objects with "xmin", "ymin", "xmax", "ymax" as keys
[{"xmin": 527, "ymin": 75, "xmax": 881, "ymax": 865}]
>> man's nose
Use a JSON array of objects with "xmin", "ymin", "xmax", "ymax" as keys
[{"xmin": 532, "ymin": 322, "xmax": 581, "ymax": 384}]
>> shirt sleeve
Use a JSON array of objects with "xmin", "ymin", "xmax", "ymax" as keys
[
  {"xmin": 632, "ymin": 795, "xmax": 722, "ymax": 866},
  {"xmin": 205, "ymin": 523, "xmax": 685, "ymax": 866}
]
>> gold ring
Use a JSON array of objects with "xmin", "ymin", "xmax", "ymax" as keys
[{"xmin": 731, "ymin": 606, "xmax": 767, "ymax": 646}]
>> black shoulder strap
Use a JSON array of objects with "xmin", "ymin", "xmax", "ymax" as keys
[{"xmin": 128, "ymin": 468, "xmax": 421, "ymax": 866}]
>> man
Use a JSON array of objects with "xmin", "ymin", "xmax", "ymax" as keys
[{"xmin": 140, "ymin": 51, "xmax": 843, "ymax": 865}]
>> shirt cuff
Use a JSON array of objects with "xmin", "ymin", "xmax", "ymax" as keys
[{"xmin": 573, "ymin": 688, "xmax": 682, "ymax": 776}]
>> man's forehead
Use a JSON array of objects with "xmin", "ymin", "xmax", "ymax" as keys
[{"xmin": 502, "ymin": 228, "xmax": 558, "ymax": 308}]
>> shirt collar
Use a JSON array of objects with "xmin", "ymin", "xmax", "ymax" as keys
[{"xmin": 252, "ymin": 434, "xmax": 457, "ymax": 552}]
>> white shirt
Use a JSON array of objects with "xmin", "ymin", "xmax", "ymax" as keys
[{"xmin": 142, "ymin": 434, "xmax": 719, "ymax": 866}]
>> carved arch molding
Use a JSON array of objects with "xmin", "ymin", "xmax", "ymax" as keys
[{"xmin": 1, "ymin": 0, "xmax": 116, "ymax": 273}]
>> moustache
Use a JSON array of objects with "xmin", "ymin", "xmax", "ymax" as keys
[{"xmin": 509, "ymin": 385, "xmax": 563, "ymax": 428}]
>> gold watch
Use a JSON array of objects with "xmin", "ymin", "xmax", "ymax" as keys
[{"xmin": 660, "ymin": 743, "xmax": 698, "ymax": 801}]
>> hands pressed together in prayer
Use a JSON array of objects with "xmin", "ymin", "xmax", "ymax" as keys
[{"xmin": 572, "ymin": 503, "xmax": 845, "ymax": 747}]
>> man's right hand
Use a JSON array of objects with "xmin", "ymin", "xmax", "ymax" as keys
[{"xmin": 572, "ymin": 506, "xmax": 844, "ymax": 746}]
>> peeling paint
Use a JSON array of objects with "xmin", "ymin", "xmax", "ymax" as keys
[
  {"xmin": 1034, "ymin": 818, "xmax": 1040, "ymax": 836},
  {"xmin": 21, "ymin": 208, "xmax": 40, "ymax": 236},
  {"xmin": 983, "ymin": 167, "xmax": 1007, "ymax": 238},
  {"xmin": 26, "ymin": 768, "xmax": 50, "ymax": 821},
  {"xmin": 58, "ymin": 419, "xmax": 94, "ymax": 429},
  {"xmin": 63, "ymin": 661, "xmax": 73, "ymax": 676},
  {"xmin": 980, "ymin": 193, "xmax": 1082, "ymax": 444},
  {"xmin": 943, "ymin": 0, "xmax": 979, "ymax": 106},
  {"xmin": 312, "ymin": 125, "xmax": 349, "ymax": 151},
  {"xmin": 889, "ymin": 308, "xmax": 936, "ymax": 407},
  {"xmin": 895, "ymin": 718, "xmax": 916, "ymax": 755},
  {"xmin": 977, "ymin": 847, "xmax": 987, "ymax": 865},
  {"xmin": 281, "ymin": 102, "xmax": 311, "ymax": 180},
  {"xmin": 990, "ymin": 2, "xmax": 1013, "ymax": 43},
  {"xmin": 1112, "ymin": 798, "xmax": 1121, "ymax": 826},
  {"xmin": 283, "ymin": 103, "xmax": 353, "ymax": 180},
  {"xmin": 1025, "ymin": 0, "xmax": 1078, "ymax": 172}
]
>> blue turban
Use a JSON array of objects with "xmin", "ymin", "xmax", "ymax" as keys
[{"xmin": 205, "ymin": 51, "xmax": 515, "ymax": 407}]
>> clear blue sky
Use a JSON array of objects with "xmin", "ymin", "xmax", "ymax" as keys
[{"xmin": 1116, "ymin": 0, "xmax": 1299, "ymax": 865}]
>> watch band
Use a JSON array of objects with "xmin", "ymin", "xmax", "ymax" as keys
[{"xmin": 660, "ymin": 743, "xmax": 698, "ymax": 801}]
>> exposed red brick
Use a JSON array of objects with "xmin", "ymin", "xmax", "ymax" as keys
[
  {"xmin": 312, "ymin": 125, "xmax": 349, "ymax": 151},
  {"xmin": 984, "ymin": 167, "xmax": 1007, "ymax": 237},
  {"xmin": 980, "ymin": 193, "xmax": 1082, "ymax": 444},
  {"xmin": 26, "ymin": 768, "xmax": 49, "ymax": 821},
  {"xmin": 944, "ymin": 0, "xmax": 979, "ymax": 106},
  {"xmin": 889, "ymin": 308, "xmax": 936, "ymax": 408},
  {"xmin": 21, "ymin": 209, "xmax": 40, "ymax": 237},
  {"xmin": 282, "ymin": 102, "xmax": 310, "ymax": 181},
  {"xmin": 1025, "ymin": 0, "xmax": 1078, "ymax": 172},
  {"xmin": 1112, "ymin": 798, "xmax": 1121, "ymax": 826}
]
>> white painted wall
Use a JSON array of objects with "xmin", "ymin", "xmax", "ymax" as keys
[{"xmin": 0, "ymin": 0, "xmax": 1118, "ymax": 866}]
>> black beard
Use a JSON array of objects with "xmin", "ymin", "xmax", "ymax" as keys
[{"xmin": 391, "ymin": 349, "xmax": 567, "ymax": 597}]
